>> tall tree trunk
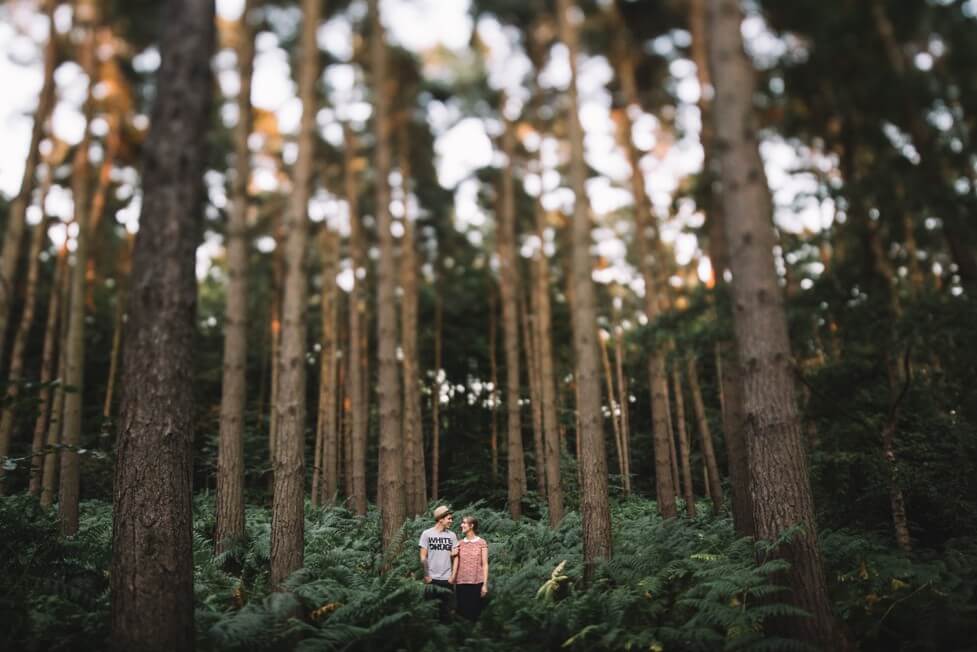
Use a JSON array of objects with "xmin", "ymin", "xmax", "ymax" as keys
[
  {"xmin": 613, "ymin": 318, "xmax": 631, "ymax": 495},
  {"xmin": 521, "ymin": 286, "xmax": 546, "ymax": 497},
  {"xmin": 215, "ymin": 0, "xmax": 255, "ymax": 554},
  {"xmin": 599, "ymin": 329, "xmax": 626, "ymax": 488},
  {"xmin": 692, "ymin": 0, "xmax": 752, "ymax": 536},
  {"xmin": 488, "ymin": 285, "xmax": 499, "ymax": 484},
  {"xmin": 316, "ymin": 228, "xmax": 339, "ymax": 506},
  {"xmin": 41, "ymin": 250, "xmax": 73, "ymax": 508},
  {"xmin": 672, "ymin": 363, "xmax": 696, "ymax": 517},
  {"xmin": 0, "ymin": 0, "xmax": 57, "ymax": 375},
  {"xmin": 0, "ymin": 177, "xmax": 51, "ymax": 492},
  {"xmin": 59, "ymin": 6, "xmax": 99, "ymax": 535},
  {"xmin": 270, "ymin": 0, "xmax": 320, "ymax": 587},
  {"xmin": 556, "ymin": 0, "xmax": 612, "ymax": 575},
  {"xmin": 102, "ymin": 234, "xmax": 132, "ymax": 423},
  {"xmin": 399, "ymin": 128, "xmax": 427, "ymax": 516},
  {"xmin": 430, "ymin": 273, "xmax": 442, "ymax": 500},
  {"xmin": 343, "ymin": 125, "xmax": 369, "ymax": 516},
  {"xmin": 687, "ymin": 355, "xmax": 724, "ymax": 514},
  {"xmin": 498, "ymin": 117, "xmax": 526, "ymax": 519},
  {"xmin": 31, "ymin": 246, "xmax": 67, "ymax": 496},
  {"xmin": 709, "ymin": 0, "xmax": 840, "ymax": 645},
  {"xmin": 611, "ymin": 43, "xmax": 677, "ymax": 519},
  {"xmin": 370, "ymin": 0, "xmax": 406, "ymax": 551},
  {"xmin": 109, "ymin": 1, "xmax": 214, "ymax": 648},
  {"xmin": 267, "ymin": 278, "xmax": 281, "ymax": 490},
  {"xmin": 531, "ymin": 191, "xmax": 564, "ymax": 524}
]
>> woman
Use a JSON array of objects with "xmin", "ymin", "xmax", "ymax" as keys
[{"xmin": 450, "ymin": 515, "xmax": 489, "ymax": 621}]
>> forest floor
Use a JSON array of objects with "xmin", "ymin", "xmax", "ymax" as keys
[{"xmin": 2, "ymin": 494, "xmax": 976, "ymax": 651}]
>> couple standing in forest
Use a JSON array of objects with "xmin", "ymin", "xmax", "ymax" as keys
[{"xmin": 419, "ymin": 506, "xmax": 490, "ymax": 623}]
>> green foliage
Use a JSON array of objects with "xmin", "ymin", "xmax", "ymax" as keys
[{"xmin": 3, "ymin": 495, "xmax": 977, "ymax": 649}]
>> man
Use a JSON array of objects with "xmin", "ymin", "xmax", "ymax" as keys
[{"xmin": 419, "ymin": 505, "xmax": 457, "ymax": 622}]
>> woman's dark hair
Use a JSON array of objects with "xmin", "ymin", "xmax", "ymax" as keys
[{"xmin": 462, "ymin": 515, "xmax": 479, "ymax": 534}]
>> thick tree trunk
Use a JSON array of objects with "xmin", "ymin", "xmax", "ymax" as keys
[
  {"xmin": 672, "ymin": 364, "xmax": 696, "ymax": 517},
  {"xmin": 343, "ymin": 125, "xmax": 369, "ymax": 516},
  {"xmin": 30, "ymin": 246, "xmax": 66, "ymax": 496},
  {"xmin": 316, "ymin": 228, "xmax": 339, "ymax": 506},
  {"xmin": 687, "ymin": 355, "xmax": 724, "ymax": 514},
  {"xmin": 0, "ymin": 181, "xmax": 51, "ymax": 493},
  {"xmin": 0, "ymin": 0, "xmax": 57, "ymax": 375},
  {"xmin": 531, "ymin": 193, "xmax": 564, "ymax": 524},
  {"xmin": 270, "ymin": 0, "xmax": 320, "ymax": 587},
  {"xmin": 556, "ymin": 0, "xmax": 612, "ymax": 576},
  {"xmin": 399, "ymin": 130, "xmax": 427, "ymax": 516},
  {"xmin": 498, "ymin": 118, "xmax": 527, "ymax": 518},
  {"xmin": 109, "ymin": 1, "xmax": 214, "ymax": 649},
  {"xmin": 709, "ymin": 0, "xmax": 840, "ymax": 645},
  {"xmin": 370, "ymin": 0, "xmax": 406, "ymax": 551},
  {"xmin": 215, "ymin": 0, "xmax": 255, "ymax": 554},
  {"xmin": 59, "ymin": 8, "xmax": 98, "ymax": 535}
]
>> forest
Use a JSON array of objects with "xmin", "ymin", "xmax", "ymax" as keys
[{"xmin": 1, "ymin": 0, "xmax": 976, "ymax": 649}]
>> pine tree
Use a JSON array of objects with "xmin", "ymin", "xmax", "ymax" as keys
[{"xmin": 109, "ymin": 0, "xmax": 215, "ymax": 647}]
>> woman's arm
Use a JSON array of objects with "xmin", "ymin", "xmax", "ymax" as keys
[
  {"xmin": 450, "ymin": 546, "xmax": 459, "ymax": 584},
  {"xmin": 480, "ymin": 543, "xmax": 489, "ymax": 595}
]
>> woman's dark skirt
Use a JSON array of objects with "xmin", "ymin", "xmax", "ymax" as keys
[{"xmin": 455, "ymin": 583, "xmax": 484, "ymax": 621}]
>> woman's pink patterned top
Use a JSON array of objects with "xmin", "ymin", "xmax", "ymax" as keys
[{"xmin": 453, "ymin": 536, "xmax": 487, "ymax": 584}]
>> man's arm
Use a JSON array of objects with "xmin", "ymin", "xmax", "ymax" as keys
[
  {"xmin": 420, "ymin": 547, "xmax": 431, "ymax": 583},
  {"xmin": 450, "ymin": 549, "xmax": 459, "ymax": 584}
]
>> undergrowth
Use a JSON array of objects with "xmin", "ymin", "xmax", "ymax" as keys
[{"xmin": 2, "ymin": 494, "xmax": 975, "ymax": 650}]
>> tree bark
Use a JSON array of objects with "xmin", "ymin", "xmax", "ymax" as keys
[
  {"xmin": 270, "ymin": 0, "xmax": 320, "ymax": 588},
  {"xmin": 109, "ymin": 1, "xmax": 214, "ymax": 648},
  {"xmin": 531, "ymin": 191, "xmax": 564, "ymax": 524},
  {"xmin": 59, "ymin": 6, "xmax": 98, "ymax": 535},
  {"xmin": 498, "ymin": 117, "xmax": 526, "ymax": 518},
  {"xmin": 316, "ymin": 228, "xmax": 339, "ymax": 506},
  {"xmin": 709, "ymin": 0, "xmax": 840, "ymax": 645},
  {"xmin": 556, "ymin": 0, "xmax": 612, "ymax": 576},
  {"xmin": 0, "ymin": 0, "xmax": 57, "ymax": 376},
  {"xmin": 30, "ymin": 246, "xmax": 66, "ymax": 496},
  {"xmin": 672, "ymin": 363, "xmax": 696, "ymax": 517},
  {"xmin": 215, "ymin": 0, "xmax": 255, "ymax": 554},
  {"xmin": 343, "ymin": 124, "xmax": 369, "ymax": 516},
  {"xmin": 399, "ymin": 128, "xmax": 427, "ymax": 516},
  {"xmin": 687, "ymin": 355, "xmax": 724, "ymax": 514},
  {"xmin": 0, "ymin": 176, "xmax": 51, "ymax": 493},
  {"xmin": 370, "ymin": 0, "xmax": 406, "ymax": 551}
]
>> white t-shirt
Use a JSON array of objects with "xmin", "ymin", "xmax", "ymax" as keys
[{"xmin": 419, "ymin": 526, "xmax": 457, "ymax": 580}]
